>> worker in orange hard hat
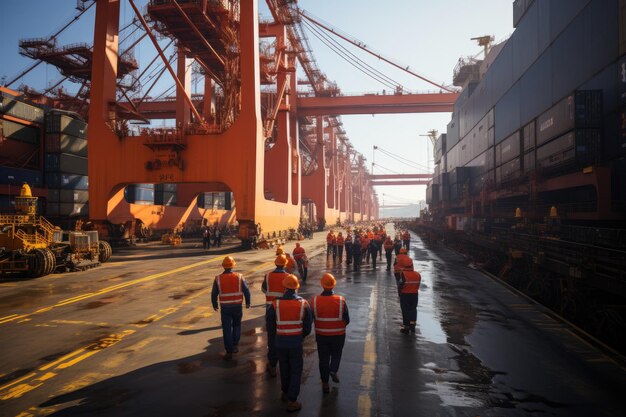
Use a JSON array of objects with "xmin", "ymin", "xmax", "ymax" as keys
[
  {"xmin": 292, "ymin": 242, "xmax": 308, "ymax": 282},
  {"xmin": 211, "ymin": 256, "xmax": 251, "ymax": 361},
  {"xmin": 262, "ymin": 254, "xmax": 290, "ymax": 376},
  {"xmin": 383, "ymin": 235, "xmax": 395, "ymax": 271},
  {"xmin": 393, "ymin": 248, "xmax": 413, "ymax": 282},
  {"xmin": 326, "ymin": 230, "xmax": 336, "ymax": 259},
  {"xmin": 266, "ymin": 274, "xmax": 313, "ymax": 412},
  {"xmin": 393, "ymin": 235, "xmax": 402, "ymax": 256},
  {"xmin": 398, "ymin": 264, "xmax": 421, "ymax": 334},
  {"xmin": 335, "ymin": 232, "xmax": 345, "ymax": 262},
  {"xmin": 310, "ymin": 273, "xmax": 350, "ymax": 394},
  {"xmin": 402, "ymin": 230, "xmax": 411, "ymax": 250}
]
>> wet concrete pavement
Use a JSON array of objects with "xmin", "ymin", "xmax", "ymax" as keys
[{"xmin": 0, "ymin": 228, "xmax": 625, "ymax": 416}]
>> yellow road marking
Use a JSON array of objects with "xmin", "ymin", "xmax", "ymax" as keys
[
  {"xmin": 0, "ymin": 373, "xmax": 37, "ymax": 392},
  {"xmin": 0, "ymin": 254, "xmax": 228, "ymax": 326},
  {"xmin": 50, "ymin": 319, "xmax": 111, "ymax": 327},
  {"xmin": 0, "ymin": 372, "xmax": 56, "ymax": 400},
  {"xmin": 358, "ymin": 285, "xmax": 378, "ymax": 417}
]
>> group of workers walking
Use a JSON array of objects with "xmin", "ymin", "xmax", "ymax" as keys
[{"xmin": 210, "ymin": 224, "xmax": 418, "ymax": 412}]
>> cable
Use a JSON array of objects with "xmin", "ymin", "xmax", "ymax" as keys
[
  {"xmin": 372, "ymin": 163, "xmax": 401, "ymax": 175},
  {"xmin": 375, "ymin": 146, "xmax": 430, "ymax": 172},
  {"xmin": 302, "ymin": 20, "xmax": 398, "ymax": 91},
  {"xmin": 301, "ymin": 19, "xmax": 403, "ymax": 91}
]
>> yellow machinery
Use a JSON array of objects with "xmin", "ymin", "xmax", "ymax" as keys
[
  {"xmin": 0, "ymin": 184, "xmax": 112, "ymax": 278},
  {"xmin": 161, "ymin": 226, "xmax": 182, "ymax": 246}
]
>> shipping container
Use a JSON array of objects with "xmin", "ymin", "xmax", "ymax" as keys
[
  {"xmin": 446, "ymin": 112, "xmax": 460, "ymax": 149},
  {"xmin": 0, "ymin": 96, "xmax": 45, "ymax": 124},
  {"xmin": 496, "ymin": 158, "xmax": 522, "ymax": 184},
  {"xmin": 0, "ymin": 166, "xmax": 43, "ymax": 186},
  {"xmin": 448, "ymin": 166, "xmax": 472, "ymax": 186},
  {"xmin": 0, "ymin": 120, "xmax": 39, "ymax": 144},
  {"xmin": 0, "ymin": 138, "xmax": 40, "ymax": 170},
  {"xmin": 522, "ymin": 120, "xmax": 536, "ymax": 152},
  {"xmin": 496, "ymin": 131, "xmax": 521, "ymax": 166},
  {"xmin": 523, "ymin": 150, "xmax": 536, "ymax": 173},
  {"xmin": 48, "ymin": 189, "xmax": 89, "ymax": 204},
  {"xmin": 44, "ymin": 153, "xmax": 88, "ymax": 175},
  {"xmin": 434, "ymin": 134, "xmax": 446, "ymax": 164},
  {"xmin": 44, "ymin": 134, "xmax": 88, "ymax": 157},
  {"xmin": 46, "ymin": 113, "xmax": 88, "ymax": 138},
  {"xmin": 621, "ymin": 0, "xmax": 626, "ymax": 55},
  {"xmin": 46, "ymin": 202, "xmax": 89, "ymax": 217},
  {"xmin": 536, "ymin": 91, "xmax": 603, "ymax": 146},
  {"xmin": 536, "ymin": 129, "xmax": 602, "ymax": 173},
  {"xmin": 45, "ymin": 173, "xmax": 89, "ymax": 190}
]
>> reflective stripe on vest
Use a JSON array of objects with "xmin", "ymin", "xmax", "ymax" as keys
[
  {"xmin": 312, "ymin": 295, "xmax": 346, "ymax": 336},
  {"xmin": 275, "ymin": 299, "xmax": 305, "ymax": 336},
  {"xmin": 216, "ymin": 273, "xmax": 243, "ymax": 304},
  {"xmin": 401, "ymin": 271, "xmax": 421, "ymax": 294},
  {"xmin": 265, "ymin": 271, "xmax": 287, "ymax": 303}
]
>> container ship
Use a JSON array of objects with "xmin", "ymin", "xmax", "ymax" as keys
[{"xmin": 422, "ymin": 0, "xmax": 626, "ymax": 350}]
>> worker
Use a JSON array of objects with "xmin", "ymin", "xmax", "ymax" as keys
[
  {"xmin": 310, "ymin": 273, "xmax": 350, "ymax": 394},
  {"xmin": 326, "ymin": 230, "xmax": 335, "ymax": 259},
  {"xmin": 344, "ymin": 233, "xmax": 353, "ymax": 266},
  {"xmin": 211, "ymin": 256, "xmax": 251, "ymax": 361},
  {"xmin": 368, "ymin": 236, "xmax": 379, "ymax": 269},
  {"xmin": 398, "ymin": 264, "xmax": 422, "ymax": 334},
  {"xmin": 393, "ymin": 235, "xmax": 402, "ymax": 256},
  {"xmin": 292, "ymin": 242, "xmax": 308, "ymax": 282},
  {"xmin": 361, "ymin": 233, "xmax": 371, "ymax": 264},
  {"xmin": 383, "ymin": 235, "xmax": 395, "ymax": 271},
  {"xmin": 373, "ymin": 231, "xmax": 383, "ymax": 262},
  {"xmin": 352, "ymin": 234, "xmax": 362, "ymax": 271},
  {"xmin": 393, "ymin": 248, "xmax": 413, "ymax": 282},
  {"xmin": 262, "ymin": 254, "xmax": 290, "ymax": 376},
  {"xmin": 335, "ymin": 232, "xmax": 345, "ymax": 262},
  {"xmin": 202, "ymin": 226, "xmax": 210, "ymax": 250},
  {"xmin": 277, "ymin": 246, "xmax": 296, "ymax": 274},
  {"xmin": 266, "ymin": 274, "xmax": 313, "ymax": 412},
  {"xmin": 402, "ymin": 230, "xmax": 411, "ymax": 250}
]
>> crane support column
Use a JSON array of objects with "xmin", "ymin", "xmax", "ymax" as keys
[
  {"xmin": 176, "ymin": 47, "xmax": 191, "ymax": 127},
  {"xmin": 302, "ymin": 116, "xmax": 329, "ymax": 227}
]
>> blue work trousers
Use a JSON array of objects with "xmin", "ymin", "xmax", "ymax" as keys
[
  {"xmin": 220, "ymin": 305, "xmax": 242, "ymax": 353},
  {"xmin": 265, "ymin": 306, "xmax": 278, "ymax": 366},
  {"xmin": 277, "ymin": 346, "xmax": 304, "ymax": 402},
  {"xmin": 316, "ymin": 334, "xmax": 345, "ymax": 383},
  {"xmin": 399, "ymin": 293, "xmax": 418, "ymax": 326}
]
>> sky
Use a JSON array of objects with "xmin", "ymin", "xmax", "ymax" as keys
[{"xmin": 0, "ymin": 0, "xmax": 513, "ymax": 209}]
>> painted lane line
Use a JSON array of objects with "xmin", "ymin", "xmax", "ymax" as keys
[
  {"xmin": 0, "ymin": 254, "xmax": 229, "ymax": 326},
  {"xmin": 358, "ymin": 285, "xmax": 379, "ymax": 417}
]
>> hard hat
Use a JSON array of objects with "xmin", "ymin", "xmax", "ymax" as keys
[
  {"xmin": 399, "ymin": 248, "xmax": 408, "ymax": 254},
  {"xmin": 320, "ymin": 273, "xmax": 336, "ymax": 289},
  {"xmin": 295, "ymin": 242, "xmax": 300, "ymax": 247},
  {"xmin": 276, "ymin": 246, "xmax": 285, "ymax": 255},
  {"xmin": 20, "ymin": 183, "xmax": 33, "ymax": 197},
  {"xmin": 338, "ymin": 232, "xmax": 342, "ymax": 236},
  {"xmin": 275, "ymin": 254, "xmax": 287, "ymax": 266},
  {"xmin": 222, "ymin": 256, "xmax": 235, "ymax": 269},
  {"xmin": 282, "ymin": 274, "xmax": 300, "ymax": 290},
  {"xmin": 549, "ymin": 206, "xmax": 558, "ymax": 218}
]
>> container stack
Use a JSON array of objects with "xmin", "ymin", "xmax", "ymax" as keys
[
  {"xmin": 0, "ymin": 93, "xmax": 45, "ymax": 211},
  {"xmin": 44, "ymin": 112, "xmax": 89, "ymax": 217}
]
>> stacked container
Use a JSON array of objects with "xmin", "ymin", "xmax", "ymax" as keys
[
  {"xmin": 1, "ymin": 93, "xmax": 45, "ymax": 212},
  {"xmin": 44, "ymin": 112, "xmax": 89, "ymax": 217},
  {"xmin": 534, "ymin": 91, "xmax": 602, "ymax": 176}
]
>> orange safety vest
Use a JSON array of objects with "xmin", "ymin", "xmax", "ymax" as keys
[
  {"xmin": 274, "ymin": 298, "xmax": 306, "ymax": 336},
  {"xmin": 215, "ymin": 272, "xmax": 244, "ymax": 305},
  {"xmin": 293, "ymin": 247, "xmax": 306, "ymax": 261},
  {"xmin": 401, "ymin": 270, "xmax": 421, "ymax": 294},
  {"xmin": 265, "ymin": 271, "xmax": 288, "ymax": 303},
  {"xmin": 326, "ymin": 233, "xmax": 335, "ymax": 243},
  {"xmin": 311, "ymin": 295, "xmax": 346, "ymax": 336},
  {"xmin": 394, "ymin": 254, "xmax": 413, "ymax": 273},
  {"xmin": 361, "ymin": 237, "xmax": 370, "ymax": 249},
  {"xmin": 367, "ymin": 231, "xmax": 374, "ymax": 239},
  {"xmin": 336, "ymin": 236, "xmax": 345, "ymax": 246},
  {"xmin": 383, "ymin": 239, "xmax": 394, "ymax": 251}
]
